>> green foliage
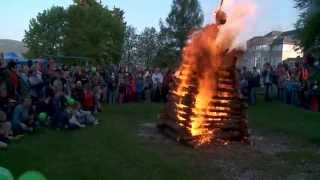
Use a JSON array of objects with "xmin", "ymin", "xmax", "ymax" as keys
[
  {"xmin": 122, "ymin": 26, "xmax": 138, "ymax": 64},
  {"xmin": 121, "ymin": 0, "xmax": 204, "ymax": 68},
  {"xmin": 23, "ymin": 2, "xmax": 125, "ymax": 63},
  {"xmin": 309, "ymin": 67, "xmax": 320, "ymax": 83},
  {"xmin": 23, "ymin": 6, "xmax": 66, "ymax": 58},
  {"xmin": 136, "ymin": 27, "xmax": 159, "ymax": 66},
  {"xmin": 295, "ymin": 0, "xmax": 320, "ymax": 56},
  {"xmin": 153, "ymin": 44, "xmax": 178, "ymax": 68},
  {"xmin": 122, "ymin": 26, "xmax": 160, "ymax": 66},
  {"xmin": 159, "ymin": 0, "xmax": 204, "ymax": 65},
  {"xmin": 73, "ymin": 0, "xmax": 100, "ymax": 7}
]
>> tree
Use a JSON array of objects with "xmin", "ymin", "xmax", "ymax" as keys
[
  {"xmin": 73, "ymin": 0, "xmax": 100, "ymax": 7},
  {"xmin": 24, "ymin": 1, "xmax": 125, "ymax": 63},
  {"xmin": 162, "ymin": 0, "xmax": 203, "ymax": 50},
  {"xmin": 23, "ymin": 6, "xmax": 66, "ymax": 58},
  {"xmin": 64, "ymin": 4, "xmax": 125, "ymax": 63},
  {"xmin": 136, "ymin": 27, "xmax": 159, "ymax": 66},
  {"xmin": 148, "ymin": 0, "xmax": 205, "ymax": 68},
  {"xmin": 295, "ymin": 0, "xmax": 320, "ymax": 57},
  {"xmin": 122, "ymin": 26, "xmax": 138, "ymax": 64}
]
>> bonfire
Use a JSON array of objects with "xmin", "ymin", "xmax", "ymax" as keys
[{"xmin": 158, "ymin": 0, "xmax": 256, "ymax": 147}]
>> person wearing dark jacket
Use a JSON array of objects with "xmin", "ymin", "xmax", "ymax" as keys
[
  {"xmin": 51, "ymin": 91, "xmax": 68, "ymax": 129},
  {"xmin": 262, "ymin": 63, "xmax": 273, "ymax": 101},
  {"xmin": 248, "ymin": 67, "xmax": 260, "ymax": 105}
]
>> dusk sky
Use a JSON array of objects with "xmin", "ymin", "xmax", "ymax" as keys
[{"xmin": 0, "ymin": 0, "xmax": 299, "ymax": 41}]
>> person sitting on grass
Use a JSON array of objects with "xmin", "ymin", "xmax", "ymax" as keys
[
  {"xmin": 67, "ymin": 102, "xmax": 86, "ymax": 129},
  {"xmin": 0, "ymin": 110, "xmax": 11, "ymax": 149},
  {"xmin": 34, "ymin": 97, "xmax": 51, "ymax": 127},
  {"xmin": 11, "ymin": 97, "xmax": 34, "ymax": 135},
  {"xmin": 73, "ymin": 102, "xmax": 98, "ymax": 126}
]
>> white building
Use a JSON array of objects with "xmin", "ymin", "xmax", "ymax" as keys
[{"xmin": 240, "ymin": 30, "xmax": 303, "ymax": 70}]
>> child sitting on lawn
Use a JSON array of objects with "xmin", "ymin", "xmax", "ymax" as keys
[
  {"xmin": 0, "ymin": 110, "xmax": 11, "ymax": 149},
  {"xmin": 11, "ymin": 97, "xmax": 34, "ymax": 135},
  {"xmin": 73, "ymin": 102, "xmax": 98, "ymax": 126},
  {"xmin": 66, "ymin": 101, "xmax": 85, "ymax": 129}
]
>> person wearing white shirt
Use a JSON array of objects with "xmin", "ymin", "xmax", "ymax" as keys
[
  {"xmin": 151, "ymin": 68, "xmax": 163, "ymax": 102},
  {"xmin": 151, "ymin": 68, "xmax": 163, "ymax": 86}
]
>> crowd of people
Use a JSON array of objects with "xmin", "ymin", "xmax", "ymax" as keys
[
  {"xmin": 0, "ymin": 52, "xmax": 172, "ymax": 150},
  {"xmin": 1, "ymin": 49, "xmax": 319, "ymax": 150},
  {"xmin": 239, "ymin": 55, "xmax": 320, "ymax": 112}
]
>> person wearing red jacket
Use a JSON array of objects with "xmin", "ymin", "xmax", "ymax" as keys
[
  {"xmin": 298, "ymin": 63, "xmax": 309, "ymax": 108},
  {"xmin": 83, "ymin": 83, "xmax": 94, "ymax": 112},
  {"xmin": 7, "ymin": 62, "xmax": 19, "ymax": 99}
]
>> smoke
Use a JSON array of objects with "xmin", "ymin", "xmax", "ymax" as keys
[{"xmin": 216, "ymin": 0, "xmax": 257, "ymax": 50}]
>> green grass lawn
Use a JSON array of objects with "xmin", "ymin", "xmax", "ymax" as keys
[
  {"xmin": 249, "ymin": 100, "xmax": 320, "ymax": 144},
  {"xmin": 0, "ymin": 103, "xmax": 204, "ymax": 179},
  {"xmin": 0, "ymin": 101, "xmax": 320, "ymax": 179}
]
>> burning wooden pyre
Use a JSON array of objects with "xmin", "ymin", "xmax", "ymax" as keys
[{"xmin": 157, "ymin": 6, "xmax": 250, "ymax": 147}]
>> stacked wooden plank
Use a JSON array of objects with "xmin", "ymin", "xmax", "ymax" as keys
[{"xmin": 158, "ymin": 65, "xmax": 250, "ymax": 147}]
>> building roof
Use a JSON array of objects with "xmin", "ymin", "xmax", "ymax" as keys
[
  {"xmin": 265, "ymin": 31, "xmax": 282, "ymax": 37},
  {"xmin": 247, "ymin": 30, "xmax": 299, "ymax": 48}
]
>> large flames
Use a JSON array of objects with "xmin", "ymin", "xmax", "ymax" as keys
[{"xmin": 163, "ymin": 0, "xmax": 256, "ymax": 146}]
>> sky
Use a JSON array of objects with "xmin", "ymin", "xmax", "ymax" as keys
[{"xmin": 0, "ymin": 0, "xmax": 299, "ymax": 41}]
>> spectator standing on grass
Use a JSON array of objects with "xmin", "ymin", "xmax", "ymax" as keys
[
  {"xmin": 51, "ymin": 69, "xmax": 65, "ymax": 94},
  {"xmin": 107, "ymin": 72, "xmax": 117, "ymax": 104},
  {"xmin": 51, "ymin": 91, "xmax": 68, "ymax": 129},
  {"xmin": 151, "ymin": 68, "xmax": 163, "ymax": 102},
  {"xmin": 72, "ymin": 81, "xmax": 84, "ymax": 103},
  {"xmin": 7, "ymin": 62, "xmax": 19, "ymax": 99},
  {"xmin": 309, "ymin": 80, "xmax": 319, "ymax": 112},
  {"xmin": 18, "ymin": 66, "xmax": 30, "ymax": 97},
  {"xmin": 291, "ymin": 63, "xmax": 301, "ymax": 106},
  {"xmin": 248, "ymin": 67, "xmax": 260, "ymax": 105},
  {"xmin": 162, "ymin": 69, "xmax": 174, "ymax": 102},
  {"xmin": 28, "ymin": 68, "xmax": 43, "ymax": 100},
  {"xmin": 136, "ymin": 73, "xmax": 144, "ymax": 101},
  {"xmin": 144, "ymin": 70, "xmax": 153, "ymax": 102},
  {"xmin": 262, "ymin": 63, "xmax": 273, "ymax": 101},
  {"xmin": 0, "ymin": 66, "xmax": 9, "ymax": 112},
  {"xmin": 298, "ymin": 63, "xmax": 309, "ymax": 108},
  {"xmin": 93, "ymin": 84, "xmax": 102, "ymax": 112},
  {"xmin": 83, "ymin": 83, "xmax": 94, "ymax": 112},
  {"xmin": 127, "ymin": 74, "xmax": 136, "ymax": 102},
  {"xmin": 276, "ymin": 64, "xmax": 286, "ymax": 101},
  {"xmin": 239, "ymin": 67, "xmax": 249, "ymax": 98},
  {"xmin": 118, "ymin": 69, "xmax": 126, "ymax": 104}
]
